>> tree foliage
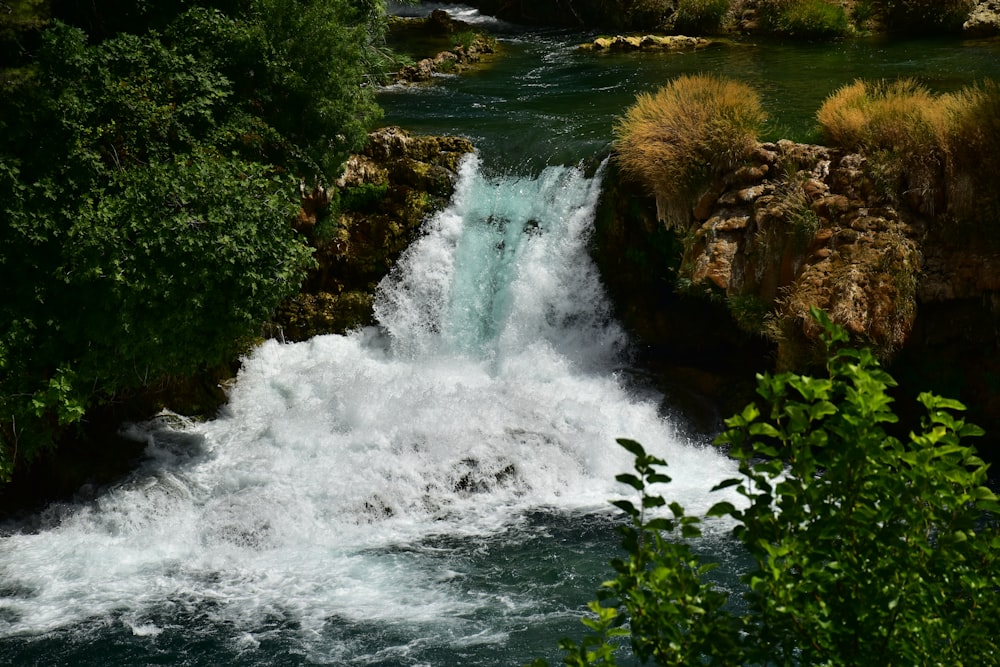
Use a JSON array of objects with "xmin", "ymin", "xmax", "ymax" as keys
[
  {"xmin": 0, "ymin": 1, "xmax": 391, "ymax": 482},
  {"xmin": 537, "ymin": 308, "xmax": 1000, "ymax": 666}
]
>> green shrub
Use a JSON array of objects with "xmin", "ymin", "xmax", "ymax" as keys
[
  {"xmin": 673, "ymin": 0, "xmax": 730, "ymax": 34},
  {"xmin": 850, "ymin": 0, "xmax": 877, "ymax": 25},
  {"xmin": 339, "ymin": 182, "xmax": 389, "ymax": 211},
  {"xmin": 614, "ymin": 74, "xmax": 764, "ymax": 229},
  {"xmin": 623, "ymin": 0, "xmax": 674, "ymax": 30},
  {"xmin": 0, "ymin": 0, "xmax": 393, "ymax": 483},
  {"xmin": 536, "ymin": 308, "xmax": 1000, "ymax": 666},
  {"xmin": 781, "ymin": 0, "xmax": 849, "ymax": 37},
  {"xmin": 757, "ymin": 0, "xmax": 850, "ymax": 38}
]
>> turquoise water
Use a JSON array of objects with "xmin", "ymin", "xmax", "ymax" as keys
[{"xmin": 1, "ymin": 5, "xmax": 998, "ymax": 666}]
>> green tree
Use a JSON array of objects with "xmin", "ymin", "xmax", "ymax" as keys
[
  {"xmin": 0, "ymin": 0, "xmax": 394, "ymax": 483},
  {"xmin": 538, "ymin": 308, "xmax": 1000, "ymax": 666},
  {"xmin": 168, "ymin": 0, "xmax": 388, "ymax": 180}
]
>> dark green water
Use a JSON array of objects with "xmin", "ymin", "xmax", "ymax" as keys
[
  {"xmin": 0, "ymin": 6, "xmax": 998, "ymax": 666},
  {"xmin": 380, "ymin": 23, "xmax": 1000, "ymax": 171}
]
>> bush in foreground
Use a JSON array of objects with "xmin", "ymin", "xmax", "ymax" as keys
[
  {"xmin": 534, "ymin": 308, "xmax": 1000, "ymax": 666},
  {"xmin": 614, "ymin": 74, "xmax": 764, "ymax": 228}
]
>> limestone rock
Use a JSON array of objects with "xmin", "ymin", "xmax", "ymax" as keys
[
  {"xmin": 964, "ymin": 0, "xmax": 1000, "ymax": 36},
  {"xmin": 274, "ymin": 127, "xmax": 475, "ymax": 340},
  {"xmin": 581, "ymin": 34, "xmax": 714, "ymax": 52}
]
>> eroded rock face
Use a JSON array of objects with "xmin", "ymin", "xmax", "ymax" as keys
[
  {"xmin": 274, "ymin": 127, "xmax": 475, "ymax": 341},
  {"xmin": 663, "ymin": 141, "xmax": 923, "ymax": 369},
  {"xmin": 595, "ymin": 139, "xmax": 1000, "ymax": 457}
]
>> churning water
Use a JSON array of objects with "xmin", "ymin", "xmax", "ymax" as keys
[
  {"xmin": 5, "ymin": 4, "xmax": 999, "ymax": 663},
  {"xmin": 0, "ymin": 156, "xmax": 740, "ymax": 665}
]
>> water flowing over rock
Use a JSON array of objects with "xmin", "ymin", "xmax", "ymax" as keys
[
  {"xmin": 274, "ymin": 127, "xmax": 475, "ymax": 341},
  {"xmin": 965, "ymin": 0, "xmax": 1000, "ymax": 36}
]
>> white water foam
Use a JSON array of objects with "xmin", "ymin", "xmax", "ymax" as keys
[
  {"xmin": 0, "ymin": 156, "xmax": 739, "ymax": 655},
  {"xmin": 386, "ymin": 2, "xmax": 510, "ymax": 29}
]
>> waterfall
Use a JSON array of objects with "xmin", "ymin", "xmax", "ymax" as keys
[{"xmin": 0, "ymin": 155, "xmax": 738, "ymax": 664}]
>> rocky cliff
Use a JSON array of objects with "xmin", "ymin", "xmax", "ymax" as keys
[
  {"xmin": 272, "ymin": 127, "xmax": 475, "ymax": 341},
  {"xmin": 594, "ymin": 141, "xmax": 1000, "ymax": 457}
]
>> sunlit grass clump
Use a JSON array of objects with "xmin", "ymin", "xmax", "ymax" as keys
[
  {"xmin": 817, "ymin": 77, "xmax": 1000, "ymax": 221},
  {"xmin": 817, "ymin": 78, "xmax": 943, "ymax": 150},
  {"xmin": 614, "ymin": 74, "xmax": 765, "ymax": 227}
]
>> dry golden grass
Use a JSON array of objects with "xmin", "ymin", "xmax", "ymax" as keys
[
  {"xmin": 614, "ymin": 74, "xmax": 764, "ymax": 228},
  {"xmin": 818, "ymin": 77, "xmax": 1000, "ymax": 221},
  {"xmin": 817, "ymin": 79, "xmax": 947, "ymax": 215},
  {"xmin": 817, "ymin": 79, "xmax": 943, "ymax": 152},
  {"xmin": 940, "ymin": 80, "xmax": 1000, "ymax": 220}
]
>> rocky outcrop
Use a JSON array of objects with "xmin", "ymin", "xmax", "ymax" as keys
[
  {"xmin": 662, "ymin": 141, "xmax": 924, "ymax": 369},
  {"xmin": 389, "ymin": 9, "xmax": 498, "ymax": 84},
  {"xmin": 595, "ymin": 141, "xmax": 1000, "ymax": 456},
  {"xmin": 579, "ymin": 34, "xmax": 715, "ymax": 52},
  {"xmin": 273, "ymin": 127, "xmax": 475, "ymax": 340},
  {"xmin": 965, "ymin": 0, "xmax": 1000, "ymax": 36}
]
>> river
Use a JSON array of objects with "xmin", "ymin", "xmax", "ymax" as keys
[{"xmin": 1, "ymin": 4, "xmax": 998, "ymax": 665}]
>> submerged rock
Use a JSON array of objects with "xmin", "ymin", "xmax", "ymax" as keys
[{"xmin": 580, "ymin": 34, "xmax": 715, "ymax": 52}]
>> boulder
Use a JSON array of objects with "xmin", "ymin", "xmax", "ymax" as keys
[
  {"xmin": 964, "ymin": 0, "xmax": 1000, "ymax": 36},
  {"xmin": 581, "ymin": 34, "xmax": 714, "ymax": 52}
]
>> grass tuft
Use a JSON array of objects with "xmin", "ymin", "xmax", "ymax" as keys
[
  {"xmin": 817, "ymin": 78, "xmax": 946, "ymax": 214},
  {"xmin": 940, "ymin": 80, "xmax": 1000, "ymax": 221},
  {"xmin": 614, "ymin": 74, "xmax": 765, "ymax": 228},
  {"xmin": 818, "ymin": 77, "xmax": 1000, "ymax": 222}
]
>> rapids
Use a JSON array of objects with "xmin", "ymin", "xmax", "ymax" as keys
[{"xmin": 0, "ymin": 156, "xmax": 739, "ymax": 665}]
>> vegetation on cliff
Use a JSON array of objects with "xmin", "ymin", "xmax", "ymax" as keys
[
  {"xmin": 614, "ymin": 74, "xmax": 765, "ymax": 229},
  {"xmin": 536, "ymin": 309, "xmax": 1000, "ymax": 666},
  {"xmin": 817, "ymin": 78, "xmax": 1000, "ymax": 224},
  {"xmin": 0, "ymin": 1, "xmax": 394, "ymax": 485},
  {"xmin": 466, "ymin": 0, "xmax": 988, "ymax": 38},
  {"xmin": 608, "ymin": 73, "xmax": 1000, "ymax": 370}
]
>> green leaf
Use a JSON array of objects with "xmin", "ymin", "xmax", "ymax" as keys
[
  {"xmin": 680, "ymin": 523, "xmax": 702, "ymax": 539},
  {"xmin": 610, "ymin": 500, "xmax": 637, "ymax": 517},
  {"xmin": 706, "ymin": 501, "xmax": 737, "ymax": 518},
  {"xmin": 711, "ymin": 477, "xmax": 741, "ymax": 492},
  {"xmin": 615, "ymin": 473, "xmax": 643, "ymax": 491}
]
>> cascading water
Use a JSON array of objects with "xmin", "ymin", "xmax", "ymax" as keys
[{"xmin": 0, "ymin": 155, "xmax": 741, "ymax": 665}]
